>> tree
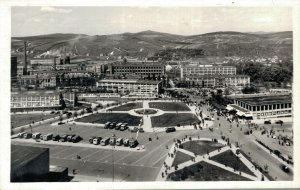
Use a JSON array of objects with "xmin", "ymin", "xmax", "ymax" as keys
[{"xmin": 74, "ymin": 111, "xmax": 78, "ymax": 118}]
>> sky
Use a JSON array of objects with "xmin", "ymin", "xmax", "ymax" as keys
[{"xmin": 11, "ymin": 6, "xmax": 292, "ymax": 37}]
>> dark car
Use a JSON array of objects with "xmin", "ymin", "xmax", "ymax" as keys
[
  {"xmin": 89, "ymin": 136, "xmax": 96, "ymax": 144},
  {"xmin": 72, "ymin": 135, "xmax": 82, "ymax": 143},
  {"xmin": 115, "ymin": 123, "xmax": 123, "ymax": 130},
  {"xmin": 58, "ymin": 122, "xmax": 65, "ymax": 125},
  {"xmin": 166, "ymin": 127, "xmax": 176, "ymax": 133},
  {"xmin": 275, "ymin": 120, "xmax": 283, "ymax": 124},
  {"xmin": 60, "ymin": 134, "xmax": 68, "ymax": 142},
  {"xmin": 138, "ymin": 128, "xmax": 145, "ymax": 133},
  {"xmin": 120, "ymin": 123, "xmax": 128, "ymax": 131},
  {"xmin": 131, "ymin": 127, "xmax": 138, "ymax": 133},
  {"xmin": 264, "ymin": 120, "xmax": 271, "ymax": 124},
  {"xmin": 52, "ymin": 134, "xmax": 60, "ymax": 141},
  {"xmin": 67, "ymin": 134, "xmax": 76, "ymax": 142},
  {"xmin": 109, "ymin": 122, "xmax": 117, "ymax": 129},
  {"xmin": 104, "ymin": 122, "xmax": 111, "ymax": 129}
]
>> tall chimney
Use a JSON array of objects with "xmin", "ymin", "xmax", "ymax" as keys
[{"xmin": 23, "ymin": 41, "xmax": 27, "ymax": 75}]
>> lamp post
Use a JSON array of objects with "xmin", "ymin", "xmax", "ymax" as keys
[{"xmin": 112, "ymin": 133, "xmax": 116, "ymax": 182}]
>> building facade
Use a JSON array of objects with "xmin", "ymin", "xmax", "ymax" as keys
[
  {"xmin": 186, "ymin": 74, "xmax": 250, "ymax": 89},
  {"xmin": 11, "ymin": 90, "xmax": 75, "ymax": 111},
  {"xmin": 227, "ymin": 95, "xmax": 292, "ymax": 119},
  {"xmin": 181, "ymin": 65, "xmax": 236, "ymax": 79},
  {"xmin": 107, "ymin": 62, "xmax": 165, "ymax": 77},
  {"xmin": 96, "ymin": 79, "xmax": 162, "ymax": 96}
]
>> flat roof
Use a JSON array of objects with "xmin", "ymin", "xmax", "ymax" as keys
[
  {"xmin": 11, "ymin": 145, "xmax": 48, "ymax": 170},
  {"xmin": 229, "ymin": 104, "xmax": 250, "ymax": 113},
  {"xmin": 11, "ymin": 90, "xmax": 65, "ymax": 97},
  {"xmin": 188, "ymin": 74, "xmax": 249, "ymax": 78},
  {"xmin": 183, "ymin": 65, "xmax": 236, "ymax": 68},
  {"xmin": 98, "ymin": 79, "xmax": 161, "ymax": 85},
  {"xmin": 236, "ymin": 95, "xmax": 292, "ymax": 106}
]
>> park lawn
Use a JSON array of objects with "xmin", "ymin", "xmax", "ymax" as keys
[
  {"xmin": 151, "ymin": 113, "xmax": 200, "ymax": 127},
  {"xmin": 11, "ymin": 114, "xmax": 57, "ymax": 128},
  {"xmin": 111, "ymin": 102, "xmax": 143, "ymax": 111},
  {"xmin": 75, "ymin": 113, "xmax": 142, "ymax": 126},
  {"xmin": 172, "ymin": 151, "xmax": 193, "ymax": 167},
  {"xmin": 211, "ymin": 150, "xmax": 255, "ymax": 176},
  {"xmin": 167, "ymin": 161, "xmax": 251, "ymax": 181},
  {"xmin": 181, "ymin": 140, "xmax": 224, "ymax": 156},
  {"xmin": 149, "ymin": 102, "xmax": 190, "ymax": 111}
]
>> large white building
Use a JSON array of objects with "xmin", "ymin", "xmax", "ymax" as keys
[
  {"xmin": 180, "ymin": 65, "xmax": 236, "ymax": 79},
  {"xmin": 227, "ymin": 95, "xmax": 292, "ymax": 119},
  {"xmin": 11, "ymin": 91, "xmax": 75, "ymax": 111},
  {"xmin": 186, "ymin": 74, "xmax": 250, "ymax": 89},
  {"xmin": 96, "ymin": 79, "xmax": 162, "ymax": 96}
]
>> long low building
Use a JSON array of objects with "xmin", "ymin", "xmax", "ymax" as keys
[
  {"xmin": 186, "ymin": 74, "xmax": 250, "ymax": 89},
  {"xmin": 96, "ymin": 79, "xmax": 163, "ymax": 96},
  {"xmin": 181, "ymin": 65, "xmax": 236, "ymax": 79},
  {"xmin": 11, "ymin": 90, "xmax": 75, "ymax": 112},
  {"xmin": 227, "ymin": 95, "xmax": 292, "ymax": 119}
]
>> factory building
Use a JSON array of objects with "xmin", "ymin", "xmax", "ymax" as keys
[
  {"xmin": 96, "ymin": 79, "xmax": 163, "ymax": 96},
  {"xmin": 226, "ymin": 95, "xmax": 292, "ymax": 119}
]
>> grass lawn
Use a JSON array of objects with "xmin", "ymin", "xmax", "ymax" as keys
[
  {"xmin": 151, "ymin": 113, "xmax": 200, "ymax": 127},
  {"xmin": 181, "ymin": 140, "xmax": 224, "ymax": 156},
  {"xmin": 75, "ymin": 113, "xmax": 142, "ymax": 126},
  {"xmin": 172, "ymin": 151, "xmax": 193, "ymax": 167},
  {"xmin": 211, "ymin": 150, "xmax": 255, "ymax": 176},
  {"xmin": 149, "ymin": 102, "xmax": 190, "ymax": 111},
  {"xmin": 11, "ymin": 114, "xmax": 57, "ymax": 128},
  {"xmin": 111, "ymin": 102, "xmax": 143, "ymax": 111},
  {"xmin": 167, "ymin": 161, "xmax": 251, "ymax": 181}
]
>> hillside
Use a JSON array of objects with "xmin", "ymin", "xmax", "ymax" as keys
[{"xmin": 11, "ymin": 30, "xmax": 293, "ymax": 60}]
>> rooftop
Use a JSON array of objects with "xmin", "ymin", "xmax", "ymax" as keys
[
  {"xmin": 236, "ymin": 95, "xmax": 292, "ymax": 106},
  {"xmin": 11, "ymin": 90, "xmax": 61, "ymax": 97},
  {"xmin": 183, "ymin": 65, "xmax": 236, "ymax": 68},
  {"xmin": 11, "ymin": 145, "xmax": 49, "ymax": 170},
  {"xmin": 187, "ymin": 74, "xmax": 249, "ymax": 78},
  {"xmin": 98, "ymin": 79, "xmax": 161, "ymax": 85}
]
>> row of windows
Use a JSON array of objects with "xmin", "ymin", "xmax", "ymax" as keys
[
  {"xmin": 256, "ymin": 110, "xmax": 292, "ymax": 117},
  {"xmin": 114, "ymin": 66, "xmax": 163, "ymax": 69}
]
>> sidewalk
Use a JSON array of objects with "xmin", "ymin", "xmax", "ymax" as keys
[{"xmin": 156, "ymin": 137, "xmax": 269, "ymax": 181}]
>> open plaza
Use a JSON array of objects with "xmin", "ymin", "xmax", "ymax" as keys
[{"xmin": 11, "ymin": 97, "xmax": 293, "ymax": 182}]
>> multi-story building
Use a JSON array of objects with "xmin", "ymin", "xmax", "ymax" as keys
[
  {"xmin": 11, "ymin": 90, "xmax": 75, "ymax": 112},
  {"xmin": 180, "ymin": 65, "xmax": 236, "ymax": 79},
  {"xmin": 186, "ymin": 74, "xmax": 250, "ymax": 89},
  {"xmin": 107, "ymin": 62, "xmax": 165, "ymax": 77},
  {"xmin": 11, "ymin": 56, "xmax": 18, "ymax": 78},
  {"xmin": 96, "ymin": 79, "xmax": 162, "ymax": 96},
  {"xmin": 227, "ymin": 95, "xmax": 292, "ymax": 119}
]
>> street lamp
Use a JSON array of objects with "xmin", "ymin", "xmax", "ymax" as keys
[{"xmin": 112, "ymin": 133, "xmax": 116, "ymax": 182}]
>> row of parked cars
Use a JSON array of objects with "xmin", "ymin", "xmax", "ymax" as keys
[
  {"xmin": 104, "ymin": 122, "xmax": 129, "ymax": 131},
  {"xmin": 18, "ymin": 132, "xmax": 82, "ymax": 143},
  {"xmin": 89, "ymin": 136, "xmax": 138, "ymax": 148}
]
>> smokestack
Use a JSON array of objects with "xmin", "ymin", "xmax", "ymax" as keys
[{"xmin": 23, "ymin": 41, "xmax": 27, "ymax": 75}]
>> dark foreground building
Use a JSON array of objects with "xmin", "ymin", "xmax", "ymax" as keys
[{"xmin": 11, "ymin": 145, "xmax": 49, "ymax": 182}]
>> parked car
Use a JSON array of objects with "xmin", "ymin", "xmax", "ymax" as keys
[
  {"xmin": 104, "ymin": 122, "xmax": 111, "ymax": 129},
  {"xmin": 115, "ymin": 123, "xmax": 123, "ymax": 130},
  {"xmin": 52, "ymin": 134, "xmax": 60, "ymax": 141},
  {"xmin": 60, "ymin": 134, "xmax": 68, "ymax": 142},
  {"xmin": 116, "ymin": 138, "xmax": 123, "ymax": 146},
  {"xmin": 72, "ymin": 135, "xmax": 82, "ymax": 143},
  {"xmin": 58, "ymin": 122, "xmax": 65, "ymax": 125},
  {"xmin": 109, "ymin": 122, "xmax": 117, "ymax": 129},
  {"xmin": 275, "ymin": 120, "xmax": 283, "ymax": 124},
  {"xmin": 67, "ymin": 134, "xmax": 76, "ymax": 142},
  {"xmin": 131, "ymin": 127, "xmax": 138, "ymax": 133},
  {"xmin": 100, "ymin": 137, "xmax": 110, "ymax": 146},
  {"xmin": 24, "ymin": 133, "xmax": 32, "ymax": 139},
  {"xmin": 129, "ymin": 139, "xmax": 139, "ymax": 148},
  {"xmin": 32, "ymin": 132, "xmax": 41, "ymax": 139},
  {"xmin": 165, "ymin": 127, "xmax": 176, "ymax": 133},
  {"xmin": 93, "ymin": 137, "xmax": 101, "ymax": 145},
  {"xmin": 138, "ymin": 128, "xmax": 145, "ymax": 133},
  {"xmin": 264, "ymin": 120, "xmax": 271, "ymax": 124},
  {"xmin": 43, "ymin": 133, "xmax": 53, "ymax": 141},
  {"xmin": 123, "ymin": 139, "xmax": 130, "ymax": 146},
  {"xmin": 18, "ymin": 132, "xmax": 26, "ymax": 138},
  {"xmin": 120, "ymin": 123, "xmax": 128, "ymax": 131},
  {"xmin": 109, "ymin": 138, "xmax": 116, "ymax": 146},
  {"xmin": 89, "ymin": 136, "xmax": 96, "ymax": 144}
]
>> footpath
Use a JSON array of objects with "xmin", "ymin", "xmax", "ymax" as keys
[{"xmin": 156, "ymin": 137, "xmax": 268, "ymax": 181}]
